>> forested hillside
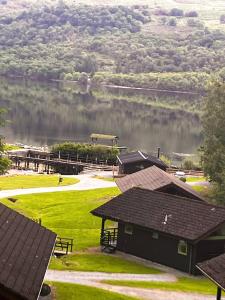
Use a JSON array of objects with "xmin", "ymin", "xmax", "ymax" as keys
[{"xmin": 1, "ymin": 0, "xmax": 225, "ymax": 90}]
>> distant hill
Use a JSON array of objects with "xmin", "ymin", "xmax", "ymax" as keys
[{"xmin": 0, "ymin": 0, "xmax": 225, "ymax": 91}]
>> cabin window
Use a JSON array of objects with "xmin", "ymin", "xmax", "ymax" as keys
[
  {"xmin": 124, "ymin": 224, "xmax": 133, "ymax": 235},
  {"xmin": 152, "ymin": 232, "xmax": 159, "ymax": 239},
  {"xmin": 178, "ymin": 240, "xmax": 188, "ymax": 256}
]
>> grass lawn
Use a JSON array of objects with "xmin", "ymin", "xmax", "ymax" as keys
[
  {"xmin": 186, "ymin": 177, "xmax": 206, "ymax": 183},
  {"xmin": 4, "ymin": 144, "xmax": 21, "ymax": 151},
  {"xmin": 50, "ymin": 253, "xmax": 161, "ymax": 274},
  {"xmin": 0, "ymin": 175, "xmax": 79, "ymax": 190},
  {"xmin": 1, "ymin": 187, "xmax": 161, "ymax": 273},
  {"xmin": 102, "ymin": 277, "xmax": 219, "ymax": 295},
  {"xmin": 1, "ymin": 188, "xmax": 119, "ymax": 250},
  {"xmin": 192, "ymin": 185, "xmax": 208, "ymax": 192},
  {"xmin": 50, "ymin": 281, "xmax": 138, "ymax": 300},
  {"xmin": 93, "ymin": 175, "xmax": 115, "ymax": 182}
]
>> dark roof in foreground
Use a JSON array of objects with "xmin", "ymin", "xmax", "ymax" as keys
[
  {"xmin": 117, "ymin": 151, "xmax": 168, "ymax": 168},
  {"xmin": 91, "ymin": 188, "xmax": 225, "ymax": 242},
  {"xmin": 0, "ymin": 203, "xmax": 56, "ymax": 300},
  {"xmin": 197, "ymin": 253, "xmax": 225, "ymax": 290},
  {"xmin": 116, "ymin": 165, "xmax": 204, "ymax": 201}
]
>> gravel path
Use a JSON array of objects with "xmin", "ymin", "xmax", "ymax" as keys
[
  {"xmin": 45, "ymin": 270, "xmax": 215, "ymax": 300},
  {"xmin": 0, "ymin": 172, "xmax": 116, "ymax": 198},
  {"xmin": 46, "ymin": 270, "xmax": 177, "ymax": 283}
]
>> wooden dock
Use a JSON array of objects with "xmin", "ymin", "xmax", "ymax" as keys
[{"xmin": 8, "ymin": 154, "xmax": 115, "ymax": 174}]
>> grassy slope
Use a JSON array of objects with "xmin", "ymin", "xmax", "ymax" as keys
[
  {"xmin": 102, "ymin": 277, "xmax": 219, "ymax": 295},
  {"xmin": 1, "ymin": 187, "xmax": 161, "ymax": 273},
  {"xmin": 1, "ymin": 188, "xmax": 119, "ymax": 250},
  {"xmin": 186, "ymin": 177, "xmax": 206, "ymax": 182},
  {"xmin": 50, "ymin": 253, "xmax": 161, "ymax": 273},
  {"xmin": 0, "ymin": 175, "xmax": 79, "ymax": 190},
  {"xmin": 192, "ymin": 185, "xmax": 208, "ymax": 192},
  {"xmin": 51, "ymin": 281, "xmax": 138, "ymax": 300}
]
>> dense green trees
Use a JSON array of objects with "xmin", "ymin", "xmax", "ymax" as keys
[
  {"xmin": 93, "ymin": 72, "xmax": 210, "ymax": 92},
  {"xmin": 1, "ymin": 4, "xmax": 150, "ymax": 36},
  {"xmin": 51, "ymin": 142, "xmax": 119, "ymax": 164},
  {"xmin": 0, "ymin": 109, "xmax": 11, "ymax": 174},
  {"xmin": 201, "ymin": 81, "xmax": 225, "ymax": 203},
  {"xmin": 0, "ymin": 2, "xmax": 224, "ymax": 89}
]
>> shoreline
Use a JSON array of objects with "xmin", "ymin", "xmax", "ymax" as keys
[{"xmin": 1, "ymin": 75, "xmax": 202, "ymax": 95}]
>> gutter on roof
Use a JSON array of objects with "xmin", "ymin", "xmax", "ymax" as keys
[
  {"xmin": 196, "ymin": 265, "xmax": 225, "ymax": 292},
  {"xmin": 193, "ymin": 220, "xmax": 225, "ymax": 244},
  {"xmin": 36, "ymin": 234, "xmax": 57, "ymax": 300},
  {"xmin": 138, "ymin": 151, "xmax": 147, "ymax": 160},
  {"xmin": 117, "ymin": 156, "xmax": 122, "ymax": 165}
]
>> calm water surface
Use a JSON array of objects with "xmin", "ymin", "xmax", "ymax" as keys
[{"xmin": 0, "ymin": 78, "xmax": 202, "ymax": 155}]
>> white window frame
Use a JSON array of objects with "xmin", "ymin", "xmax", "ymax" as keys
[
  {"xmin": 124, "ymin": 224, "xmax": 133, "ymax": 235},
  {"xmin": 178, "ymin": 240, "xmax": 188, "ymax": 256},
  {"xmin": 152, "ymin": 232, "xmax": 159, "ymax": 239}
]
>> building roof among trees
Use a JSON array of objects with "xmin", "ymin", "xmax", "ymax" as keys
[
  {"xmin": 0, "ymin": 203, "xmax": 56, "ymax": 300},
  {"xmin": 116, "ymin": 165, "xmax": 204, "ymax": 201},
  {"xmin": 197, "ymin": 253, "xmax": 225, "ymax": 291},
  {"xmin": 117, "ymin": 151, "xmax": 168, "ymax": 167},
  {"xmin": 91, "ymin": 187, "xmax": 225, "ymax": 242}
]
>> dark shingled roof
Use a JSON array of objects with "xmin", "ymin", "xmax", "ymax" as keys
[
  {"xmin": 117, "ymin": 151, "xmax": 168, "ymax": 168},
  {"xmin": 91, "ymin": 188, "xmax": 225, "ymax": 242},
  {"xmin": 116, "ymin": 165, "xmax": 204, "ymax": 201},
  {"xmin": 197, "ymin": 253, "xmax": 225, "ymax": 290},
  {"xmin": 0, "ymin": 203, "xmax": 56, "ymax": 300}
]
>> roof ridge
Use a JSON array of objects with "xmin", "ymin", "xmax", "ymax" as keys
[
  {"xmin": 131, "ymin": 187, "xmax": 225, "ymax": 210},
  {"xmin": 138, "ymin": 150, "xmax": 147, "ymax": 160}
]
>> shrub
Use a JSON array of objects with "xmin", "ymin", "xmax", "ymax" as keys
[
  {"xmin": 185, "ymin": 11, "xmax": 198, "ymax": 18},
  {"xmin": 179, "ymin": 177, "xmax": 187, "ymax": 182},
  {"xmin": 51, "ymin": 142, "xmax": 119, "ymax": 164},
  {"xmin": 169, "ymin": 8, "xmax": 183, "ymax": 17},
  {"xmin": 0, "ymin": 157, "xmax": 11, "ymax": 175},
  {"xmin": 220, "ymin": 15, "xmax": 225, "ymax": 24},
  {"xmin": 167, "ymin": 18, "xmax": 177, "ymax": 27},
  {"xmin": 183, "ymin": 159, "xmax": 200, "ymax": 170},
  {"xmin": 187, "ymin": 19, "xmax": 203, "ymax": 28},
  {"xmin": 160, "ymin": 155, "xmax": 171, "ymax": 167}
]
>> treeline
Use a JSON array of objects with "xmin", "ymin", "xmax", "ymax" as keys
[
  {"xmin": 92, "ymin": 72, "xmax": 210, "ymax": 92},
  {"xmin": 51, "ymin": 142, "xmax": 119, "ymax": 164},
  {"xmin": 155, "ymin": 7, "xmax": 198, "ymax": 18},
  {"xmin": 0, "ymin": 4, "xmax": 150, "ymax": 39},
  {"xmin": 0, "ymin": 27, "xmax": 225, "ymax": 84},
  {"xmin": 0, "ymin": 2, "xmax": 225, "ymax": 90}
]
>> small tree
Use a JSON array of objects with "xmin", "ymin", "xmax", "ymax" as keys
[
  {"xmin": 185, "ymin": 11, "xmax": 198, "ymax": 17},
  {"xmin": 220, "ymin": 14, "xmax": 225, "ymax": 24},
  {"xmin": 169, "ymin": 8, "xmax": 183, "ymax": 17},
  {"xmin": 187, "ymin": 19, "xmax": 203, "ymax": 28},
  {"xmin": 0, "ymin": 109, "xmax": 11, "ymax": 174},
  {"xmin": 201, "ymin": 81, "xmax": 225, "ymax": 203},
  {"xmin": 168, "ymin": 18, "xmax": 177, "ymax": 27},
  {"xmin": 78, "ymin": 72, "xmax": 88, "ymax": 85},
  {"xmin": 160, "ymin": 154, "xmax": 171, "ymax": 167}
]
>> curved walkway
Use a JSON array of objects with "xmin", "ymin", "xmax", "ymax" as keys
[
  {"xmin": 46, "ymin": 270, "xmax": 176, "ymax": 283},
  {"xmin": 0, "ymin": 173, "xmax": 116, "ymax": 199},
  {"xmin": 45, "ymin": 270, "xmax": 214, "ymax": 300}
]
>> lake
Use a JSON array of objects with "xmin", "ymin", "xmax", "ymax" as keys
[{"xmin": 0, "ymin": 78, "xmax": 203, "ymax": 156}]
